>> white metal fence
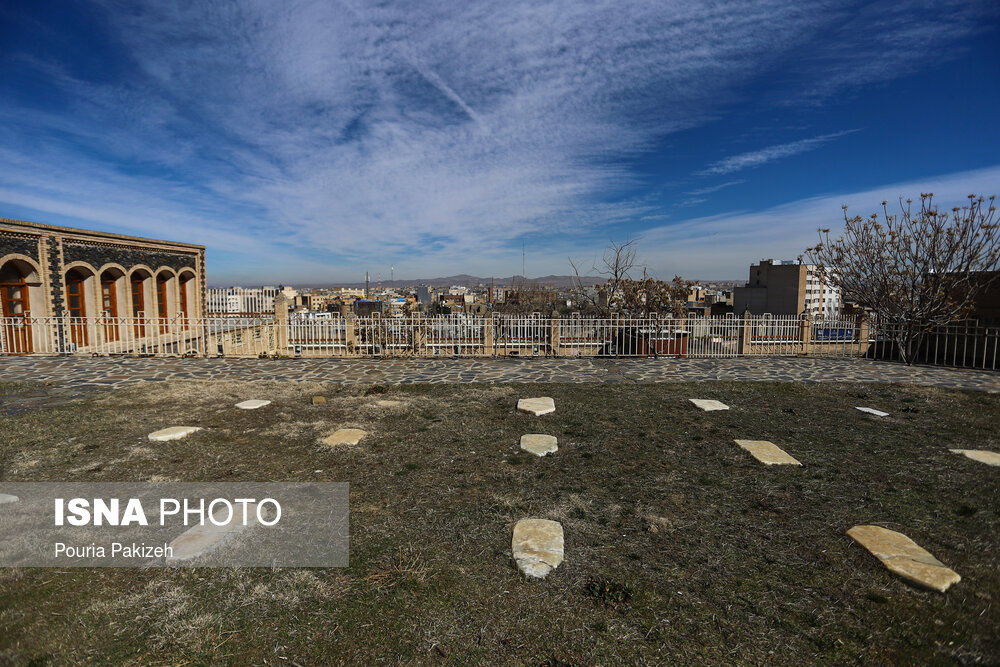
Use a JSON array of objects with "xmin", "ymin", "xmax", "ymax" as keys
[{"xmin": 0, "ymin": 314, "xmax": 996, "ymax": 370}]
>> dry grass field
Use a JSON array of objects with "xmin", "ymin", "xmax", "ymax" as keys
[{"xmin": 1, "ymin": 379, "xmax": 998, "ymax": 665}]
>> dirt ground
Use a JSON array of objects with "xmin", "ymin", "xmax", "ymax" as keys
[{"xmin": 1, "ymin": 379, "xmax": 998, "ymax": 665}]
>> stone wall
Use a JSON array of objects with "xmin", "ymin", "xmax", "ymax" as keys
[{"xmin": 62, "ymin": 241, "xmax": 198, "ymax": 273}]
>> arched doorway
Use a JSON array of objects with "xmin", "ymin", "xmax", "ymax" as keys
[
  {"xmin": 129, "ymin": 269, "xmax": 151, "ymax": 338},
  {"xmin": 0, "ymin": 258, "xmax": 40, "ymax": 354},
  {"xmin": 65, "ymin": 267, "xmax": 94, "ymax": 346},
  {"xmin": 178, "ymin": 270, "xmax": 196, "ymax": 327},
  {"xmin": 155, "ymin": 270, "xmax": 174, "ymax": 333},
  {"xmin": 100, "ymin": 267, "xmax": 125, "ymax": 342}
]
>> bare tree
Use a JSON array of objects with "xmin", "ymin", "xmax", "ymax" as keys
[
  {"xmin": 618, "ymin": 273, "xmax": 693, "ymax": 317},
  {"xmin": 496, "ymin": 278, "xmax": 559, "ymax": 315},
  {"xmin": 569, "ymin": 238, "xmax": 639, "ymax": 315},
  {"xmin": 805, "ymin": 193, "xmax": 1000, "ymax": 364}
]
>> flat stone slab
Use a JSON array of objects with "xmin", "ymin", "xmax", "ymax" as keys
[
  {"xmin": 517, "ymin": 397, "xmax": 555, "ymax": 416},
  {"xmin": 148, "ymin": 426, "xmax": 202, "ymax": 442},
  {"xmin": 949, "ymin": 449, "xmax": 1000, "ymax": 467},
  {"xmin": 856, "ymin": 406, "xmax": 889, "ymax": 417},
  {"xmin": 512, "ymin": 518, "xmax": 564, "ymax": 579},
  {"xmin": 235, "ymin": 399, "xmax": 271, "ymax": 410},
  {"xmin": 374, "ymin": 400, "xmax": 404, "ymax": 408},
  {"xmin": 734, "ymin": 439, "xmax": 802, "ymax": 466},
  {"xmin": 323, "ymin": 428, "xmax": 368, "ymax": 447},
  {"xmin": 690, "ymin": 399, "xmax": 729, "ymax": 411},
  {"xmin": 311, "ymin": 395, "xmax": 327, "ymax": 405},
  {"xmin": 0, "ymin": 493, "xmax": 19, "ymax": 505},
  {"xmin": 847, "ymin": 525, "xmax": 961, "ymax": 592},
  {"xmin": 166, "ymin": 505, "xmax": 259, "ymax": 565},
  {"xmin": 520, "ymin": 434, "xmax": 558, "ymax": 457}
]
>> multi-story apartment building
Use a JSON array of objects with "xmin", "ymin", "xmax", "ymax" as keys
[
  {"xmin": 733, "ymin": 259, "xmax": 840, "ymax": 317},
  {"xmin": 206, "ymin": 285, "xmax": 296, "ymax": 315}
]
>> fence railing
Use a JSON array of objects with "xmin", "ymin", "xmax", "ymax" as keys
[{"xmin": 0, "ymin": 314, "xmax": 996, "ymax": 370}]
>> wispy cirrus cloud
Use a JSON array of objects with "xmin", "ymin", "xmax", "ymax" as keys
[
  {"xmin": 697, "ymin": 130, "xmax": 860, "ymax": 176},
  {"xmin": 686, "ymin": 180, "xmax": 746, "ymax": 196},
  {"xmin": 0, "ymin": 1, "xmax": 995, "ymax": 281}
]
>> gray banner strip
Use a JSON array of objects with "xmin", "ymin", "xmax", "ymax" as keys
[{"xmin": 0, "ymin": 483, "xmax": 348, "ymax": 567}]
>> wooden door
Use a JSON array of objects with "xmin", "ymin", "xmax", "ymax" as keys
[
  {"xmin": 1, "ymin": 281, "xmax": 31, "ymax": 353},
  {"xmin": 66, "ymin": 275, "xmax": 88, "ymax": 346},
  {"xmin": 131, "ymin": 278, "xmax": 146, "ymax": 337},
  {"xmin": 101, "ymin": 278, "xmax": 119, "ymax": 342},
  {"xmin": 179, "ymin": 278, "xmax": 191, "ymax": 329},
  {"xmin": 156, "ymin": 277, "xmax": 169, "ymax": 333}
]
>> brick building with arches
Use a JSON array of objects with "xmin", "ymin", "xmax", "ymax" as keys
[{"xmin": 1, "ymin": 217, "xmax": 205, "ymax": 354}]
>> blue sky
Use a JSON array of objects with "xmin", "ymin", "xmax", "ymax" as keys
[{"xmin": 1, "ymin": 0, "xmax": 998, "ymax": 284}]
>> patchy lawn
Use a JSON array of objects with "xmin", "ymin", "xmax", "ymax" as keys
[{"xmin": 1, "ymin": 380, "xmax": 998, "ymax": 665}]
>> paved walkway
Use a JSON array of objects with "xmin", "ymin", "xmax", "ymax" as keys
[{"xmin": 1, "ymin": 356, "xmax": 997, "ymax": 415}]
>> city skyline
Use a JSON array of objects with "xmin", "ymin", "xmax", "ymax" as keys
[{"xmin": 1, "ymin": 1, "xmax": 999, "ymax": 283}]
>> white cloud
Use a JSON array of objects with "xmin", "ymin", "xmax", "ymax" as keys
[
  {"xmin": 697, "ymin": 131, "xmax": 859, "ymax": 176},
  {"xmin": 636, "ymin": 165, "xmax": 1000, "ymax": 279},
  {"xmin": 686, "ymin": 180, "xmax": 745, "ymax": 196},
  {"xmin": 0, "ymin": 0, "xmax": 994, "ymax": 282}
]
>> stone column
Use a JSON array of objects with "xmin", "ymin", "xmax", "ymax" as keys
[
  {"xmin": 483, "ymin": 315, "xmax": 494, "ymax": 357},
  {"xmin": 799, "ymin": 314, "xmax": 812, "ymax": 355},
  {"xmin": 550, "ymin": 314, "xmax": 561, "ymax": 356},
  {"xmin": 738, "ymin": 314, "xmax": 752, "ymax": 356},
  {"xmin": 412, "ymin": 316, "xmax": 426, "ymax": 356},
  {"xmin": 274, "ymin": 293, "xmax": 289, "ymax": 355},
  {"xmin": 345, "ymin": 313, "xmax": 358, "ymax": 356},
  {"xmin": 858, "ymin": 316, "xmax": 871, "ymax": 357}
]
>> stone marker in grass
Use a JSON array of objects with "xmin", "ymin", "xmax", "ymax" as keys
[
  {"xmin": 847, "ymin": 524, "xmax": 961, "ymax": 592},
  {"xmin": 148, "ymin": 426, "xmax": 202, "ymax": 442},
  {"xmin": 689, "ymin": 399, "xmax": 729, "ymax": 411},
  {"xmin": 166, "ymin": 504, "xmax": 259, "ymax": 565},
  {"xmin": 512, "ymin": 518, "xmax": 564, "ymax": 579},
  {"xmin": 323, "ymin": 428, "xmax": 368, "ymax": 447},
  {"xmin": 734, "ymin": 439, "xmax": 802, "ymax": 466},
  {"xmin": 311, "ymin": 396, "xmax": 327, "ymax": 405},
  {"xmin": 517, "ymin": 397, "xmax": 555, "ymax": 416},
  {"xmin": 235, "ymin": 399, "xmax": 271, "ymax": 410},
  {"xmin": 949, "ymin": 449, "xmax": 1000, "ymax": 467},
  {"xmin": 856, "ymin": 407, "xmax": 889, "ymax": 417},
  {"xmin": 0, "ymin": 493, "xmax": 19, "ymax": 505},
  {"xmin": 520, "ymin": 434, "xmax": 558, "ymax": 457},
  {"xmin": 374, "ymin": 400, "xmax": 404, "ymax": 408}
]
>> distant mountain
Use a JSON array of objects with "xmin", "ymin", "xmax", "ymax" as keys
[{"xmin": 311, "ymin": 274, "xmax": 602, "ymax": 289}]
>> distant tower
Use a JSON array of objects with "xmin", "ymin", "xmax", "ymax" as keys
[
  {"xmin": 522, "ymin": 240, "xmax": 526, "ymax": 279},
  {"xmin": 365, "ymin": 271, "xmax": 369, "ymax": 298},
  {"xmin": 391, "ymin": 265, "xmax": 394, "ymax": 285}
]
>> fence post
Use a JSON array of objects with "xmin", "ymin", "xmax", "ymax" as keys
[
  {"xmin": 799, "ymin": 314, "xmax": 812, "ymax": 355},
  {"xmin": 345, "ymin": 314, "xmax": 358, "ymax": 356},
  {"xmin": 413, "ymin": 316, "xmax": 426, "ymax": 356},
  {"xmin": 550, "ymin": 313, "xmax": 560, "ymax": 356},
  {"xmin": 274, "ymin": 294, "xmax": 289, "ymax": 356},
  {"xmin": 738, "ymin": 315, "xmax": 752, "ymax": 355},
  {"xmin": 858, "ymin": 316, "xmax": 871, "ymax": 357},
  {"xmin": 484, "ymin": 315, "xmax": 494, "ymax": 356}
]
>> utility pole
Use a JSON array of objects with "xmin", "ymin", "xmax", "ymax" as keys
[{"xmin": 522, "ymin": 240, "xmax": 526, "ymax": 279}]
